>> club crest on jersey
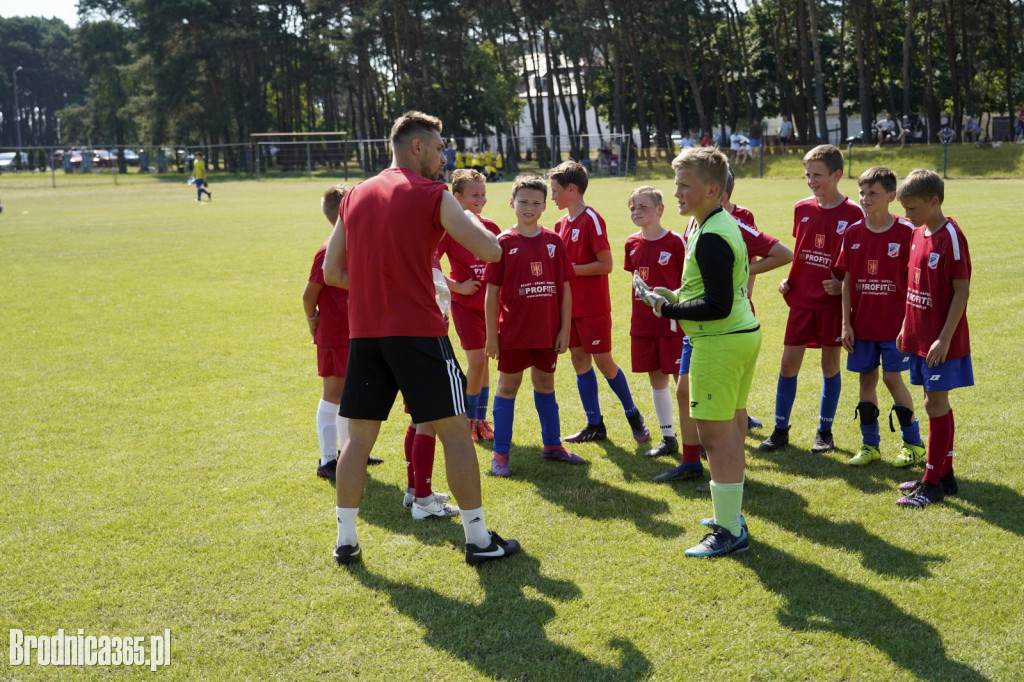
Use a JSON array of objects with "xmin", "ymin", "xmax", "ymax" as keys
[
  {"xmin": 888, "ymin": 243, "xmax": 900, "ymax": 257},
  {"xmin": 836, "ymin": 221, "xmax": 849, "ymax": 235},
  {"xmin": 814, "ymin": 234, "xmax": 825, "ymax": 249},
  {"xmin": 658, "ymin": 251, "xmax": 671, "ymax": 265},
  {"xmin": 531, "ymin": 261, "xmax": 543, "ymax": 276},
  {"xmin": 571, "ymin": 228, "xmax": 580, "ymax": 242},
  {"xmin": 867, "ymin": 260, "xmax": 878, "ymax": 275},
  {"xmin": 928, "ymin": 252, "xmax": 940, "ymax": 269},
  {"xmin": 547, "ymin": 243, "xmax": 556, "ymax": 258},
  {"xmin": 638, "ymin": 267, "xmax": 650, "ymax": 280},
  {"xmin": 914, "ymin": 267, "xmax": 921, "ymax": 284}
]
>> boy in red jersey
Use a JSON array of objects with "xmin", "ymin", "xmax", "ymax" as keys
[
  {"xmin": 323, "ymin": 111, "xmax": 519, "ymax": 566},
  {"xmin": 303, "ymin": 184, "xmax": 384, "ymax": 481},
  {"xmin": 623, "ymin": 186, "xmax": 687, "ymax": 459},
  {"xmin": 437, "ymin": 169, "xmax": 502, "ymax": 442},
  {"xmin": 549, "ymin": 160, "xmax": 649, "ymax": 445},
  {"xmin": 759, "ymin": 145, "xmax": 863, "ymax": 454},
  {"xmin": 894, "ymin": 169, "xmax": 972, "ymax": 507},
  {"xmin": 836, "ymin": 167, "xmax": 926, "ymax": 467},
  {"xmin": 483, "ymin": 174, "xmax": 579, "ymax": 477}
]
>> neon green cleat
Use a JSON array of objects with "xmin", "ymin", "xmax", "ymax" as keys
[
  {"xmin": 892, "ymin": 441, "xmax": 926, "ymax": 468},
  {"xmin": 848, "ymin": 444, "xmax": 881, "ymax": 466}
]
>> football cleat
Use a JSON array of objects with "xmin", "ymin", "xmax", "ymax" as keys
[
  {"xmin": 896, "ymin": 480, "xmax": 944, "ymax": 507},
  {"xmin": 892, "ymin": 441, "xmax": 926, "ymax": 468},
  {"xmin": 469, "ymin": 417, "xmax": 480, "ymax": 443},
  {"xmin": 465, "ymin": 531, "xmax": 520, "ymax": 565},
  {"xmin": 847, "ymin": 444, "xmax": 880, "ymax": 466},
  {"xmin": 411, "ymin": 493, "xmax": 460, "ymax": 520},
  {"xmin": 564, "ymin": 419, "xmax": 607, "ymax": 443},
  {"xmin": 333, "ymin": 543, "xmax": 362, "ymax": 566},
  {"xmin": 653, "ymin": 462, "xmax": 703, "ymax": 483},
  {"xmin": 542, "ymin": 446, "xmax": 586, "ymax": 465},
  {"xmin": 899, "ymin": 474, "xmax": 958, "ymax": 496},
  {"xmin": 627, "ymin": 411, "xmax": 651, "ymax": 443},
  {"xmin": 811, "ymin": 429, "xmax": 834, "ymax": 453},
  {"xmin": 317, "ymin": 458, "xmax": 337, "ymax": 481},
  {"xmin": 475, "ymin": 419, "xmax": 495, "ymax": 441},
  {"xmin": 685, "ymin": 524, "xmax": 749, "ymax": 557},
  {"xmin": 368, "ymin": 456, "xmax": 384, "ymax": 466},
  {"xmin": 747, "ymin": 415, "xmax": 764, "ymax": 429},
  {"xmin": 645, "ymin": 436, "xmax": 679, "ymax": 458},
  {"xmin": 758, "ymin": 427, "xmax": 790, "ymax": 452},
  {"xmin": 490, "ymin": 454, "xmax": 511, "ymax": 477}
]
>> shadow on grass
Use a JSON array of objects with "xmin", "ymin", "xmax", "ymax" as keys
[
  {"xmin": 749, "ymin": 542, "xmax": 984, "ymax": 681},
  {"xmin": 504, "ymin": 441, "xmax": 686, "ymax": 538},
  {"xmin": 743, "ymin": 479, "xmax": 944, "ymax": 578},
  {"xmin": 348, "ymin": 552, "xmax": 651, "ymax": 679},
  {"xmin": 943, "ymin": 478, "xmax": 1024, "ymax": 538}
]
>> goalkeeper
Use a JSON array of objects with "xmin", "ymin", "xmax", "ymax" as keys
[{"xmin": 634, "ymin": 147, "xmax": 760, "ymax": 558}]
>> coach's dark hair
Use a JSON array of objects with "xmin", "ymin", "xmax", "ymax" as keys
[
  {"xmin": 548, "ymin": 160, "xmax": 588, "ymax": 195},
  {"xmin": 512, "ymin": 173, "xmax": 547, "ymax": 200},
  {"xmin": 391, "ymin": 111, "xmax": 442, "ymax": 147}
]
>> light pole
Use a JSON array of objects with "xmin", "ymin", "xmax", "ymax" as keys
[{"xmin": 12, "ymin": 65, "xmax": 23, "ymax": 163}]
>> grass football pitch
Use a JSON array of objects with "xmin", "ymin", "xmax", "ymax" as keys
[{"xmin": 1, "ymin": 172, "xmax": 1023, "ymax": 679}]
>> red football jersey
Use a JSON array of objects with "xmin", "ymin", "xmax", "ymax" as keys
[
  {"xmin": 834, "ymin": 217, "xmax": 915, "ymax": 340},
  {"xmin": 555, "ymin": 207, "xmax": 612, "ymax": 318},
  {"xmin": 731, "ymin": 204, "xmax": 778, "ymax": 260},
  {"xmin": 784, "ymin": 196, "xmax": 863, "ymax": 310},
  {"xmin": 436, "ymin": 216, "xmax": 502, "ymax": 312},
  {"xmin": 483, "ymin": 227, "xmax": 574, "ymax": 350},
  {"xmin": 342, "ymin": 168, "xmax": 447, "ymax": 338},
  {"xmin": 902, "ymin": 219, "xmax": 971, "ymax": 360},
  {"xmin": 623, "ymin": 231, "xmax": 687, "ymax": 337},
  {"xmin": 308, "ymin": 240, "xmax": 350, "ymax": 347}
]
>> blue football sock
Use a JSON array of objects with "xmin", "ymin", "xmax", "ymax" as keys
[
  {"xmin": 492, "ymin": 395, "xmax": 515, "ymax": 456},
  {"xmin": 901, "ymin": 418, "xmax": 923, "ymax": 446},
  {"xmin": 477, "ymin": 386, "xmax": 490, "ymax": 421},
  {"xmin": 606, "ymin": 368, "xmax": 638, "ymax": 416},
  {"xmin": 775, "ymin": 374, "xmax": 798, "ymax": 429},
  {"xmin": 819, "ymin": 373, "xmax": 842, "ymax": 432},
  {"xmin": 534, "ymin": 390, "xmax": 561, "ymax": 448},
  {"xmin": 577, "ymin": 368, "xmax": 602, "ymax": 425},
  {"xmin": 860, "ymin": 422, "xmax": 881, "ymax": 447},
  {"xmin": 465, "ymin": 392, "xmax": 479, "ymax": 422}
]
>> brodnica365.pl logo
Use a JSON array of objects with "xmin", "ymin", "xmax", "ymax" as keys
[{"xmin": 10, "ymin": 628, "xmax": 171, "ymax": 671}]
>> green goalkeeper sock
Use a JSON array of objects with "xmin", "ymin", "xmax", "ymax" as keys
[{"xmin": 709, "ymin": 480, "xmax": 745, "ymax": 537}]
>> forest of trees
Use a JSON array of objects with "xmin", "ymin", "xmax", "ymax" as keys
[{"xmin": 2, "ymin": 0, "xmax": 1023, "ymax": 166}]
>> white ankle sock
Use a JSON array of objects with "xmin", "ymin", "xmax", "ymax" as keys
[
  {"xmin": 652, "ymin": 386, "xmax": 675, "ymax": 438},
  {"xmin": 318, "ymin": 400, "xmax": 339, "ymax": 466},
  {"xmin": 336, "ymin": 507, "xmax": 358, "ymax": 547},
  {"xmin": 459, "ymin": 507, "xmax": 489, "ymax": 547}
]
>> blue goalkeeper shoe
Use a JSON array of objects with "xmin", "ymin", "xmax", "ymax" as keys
[{"xmin": 685, "ymin": 523, "xmax": 749, "ymax": 558}]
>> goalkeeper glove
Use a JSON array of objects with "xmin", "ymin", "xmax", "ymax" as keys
[{"xmin": 632, "ymin": 271, "xmax": 667, "ymax": 317}]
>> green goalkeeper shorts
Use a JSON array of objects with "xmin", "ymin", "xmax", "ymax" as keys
[{"xmin": 688, "ymin": 327, "xmax": 762, "ymax": 422}]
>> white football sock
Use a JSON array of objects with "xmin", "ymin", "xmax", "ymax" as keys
[
  {"xmin": 336, "ymin": 507, "xmax": 358, "ymax": 547},
  {"xmin": 652, "ymin": 386, "xmax": 676, "ymax": 438},
  {"xmin": 318, "ymin": 400, "xmax": 339, "ymax": 466},
  {"xmin": 336, "ymin": 413, "xmax": 350, "ymax": 452},
  {"xmin": 459, "ymin": 507, "xmax": 489, "ymax": 547}
]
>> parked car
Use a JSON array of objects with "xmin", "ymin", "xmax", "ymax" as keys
[
  {"xmin": 121, "ymin": 149, "xmax": 140, "ymax": 166},
  {"xmin": 91, "ymin": 149, "xmax": 116, "ymax": 167},
  {"xmin": 0, "ymin": 151, "xmax": 17, "ymax": 170}
]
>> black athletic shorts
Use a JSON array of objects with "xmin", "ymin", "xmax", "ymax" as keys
[{"xmin": 340, "ymin": 336, "xmax": 467, "ymax": 423}]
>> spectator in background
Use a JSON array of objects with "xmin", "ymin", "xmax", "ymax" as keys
[
  {"xmin": 680, "ymin": 132, "xmax": 695, "ymax": 149},
  {"xmin": 895, "ymin": 115, "xmax": 915, "ymax": 148},
  {"xmin": 1016, "ymin": 106, "xmax": 1024, "ymax": 142},
  {"xmin": 938, "ymin": 121, "xmax": 955, "ymax": 145},
  {"xmin": 962, "ymin": 117, "xmax": 981, "ymax": 144},
  {"xmin": 700, "ymin": 132, "xmax": 713, "ymax": 147},
  {"xmin": 778, "ymin": 115, "xmax": 795, "ymax": 152},
  {"xmin": 748, "ymin": 120, "xmax": 763, "ymax": 158},
  {"xmin": 875, "ymin": 113, "xmax": 897, "ymax": 147}
]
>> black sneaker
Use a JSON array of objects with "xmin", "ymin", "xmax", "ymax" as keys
[
  {"xmin": 685, "ymin": 524, "xmax": 750, "ymax": 557},
  {"xmin": 626, "ymin": 411, "xmax": 650, "ymax": 443},
  {"xmin": 653, "ymin": 462, "xmax": 703, "ymax": 483},
  {"xmin": 368, "ymin": 456, "xmax": 384, "ymax": 466},
  {"xmin": 564, "ymin": 419, "xmax": 607, "ymax": 443},
  {"xmin": 333, "ymin": 543, "xmax": 362, "ymax": 565},
  {"xmin": 317, "ymin": 459, "xmax": 337, "ymax": 481},
  {"xmin": 758, "ymin": 427, "xmax": 790, "ymax": 452},
  {"xmin": 645, "ymin": 436, "xmax": 679, "ymax": 458},
  {"xmin": 897, "ymin": 480, "xmax": 944, "ymax": 508},
  {"xmin": 811, "ymin": 429, "xmax": 834, "ymax": 453},
  {"xmin": 941, "ymin": 472, "xmax": 958, "ymax": 496},
  {"xmin": 465, "ymin": 531, "xmax": 520, "ymax": 565}
]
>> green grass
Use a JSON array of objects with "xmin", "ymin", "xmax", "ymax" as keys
[{"xmin": 2, "ymin": 174, "xmax": 1023, "ymax": 679}]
